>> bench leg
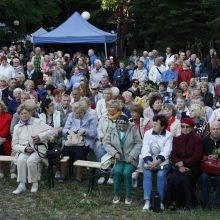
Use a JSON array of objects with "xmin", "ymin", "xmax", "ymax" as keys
[{"xmin": 87, "ymin": 168, "xmax": 96, "ymax": 195}]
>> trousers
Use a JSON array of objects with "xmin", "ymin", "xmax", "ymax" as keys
[{"xmin": 113, "ymin": 161, "xmax": 136, "ymax": 196}]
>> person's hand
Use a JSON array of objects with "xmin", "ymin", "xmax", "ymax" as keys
[
  {"xmin": 32, "ymin": 135, "xmax": 40, "ymax": 143},
  {"xmin": 175, "ymin": 161, "xmax": 184, "ymax": 168},
  {"xmin": 78, "ymin": 129, "xmax": 86, "ymax": 136},
  {"xmin": 115, "ymin": 153, "xmax": 120, "ymax": 161},
  {"xmin": 25, "ymin": 146, "xmax": 34, "ymax": 154},
  {"xmin": 179, "ymin": 166, "xmax": 189, "ymax": 174},
  {"xmin": 208, "ymin": 154, "xmax": 218, "ymax": 159},
  {"xmin": 149, "ymin": 159, "xmax": 161, "ymax": 170},
  {"xmin": 127, "ymin": 155, "xmax": 134, "ymax": 163}
]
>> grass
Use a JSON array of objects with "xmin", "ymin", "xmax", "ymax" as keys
[{"xmin": 0, "ymin": 168, "xmax": 220, "ymax": 220}]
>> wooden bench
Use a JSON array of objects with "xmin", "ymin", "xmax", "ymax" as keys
[
  {"xmin": 0, "ymin": 155, "xmax": 70, "ymax": 188},
  {"xmin": 73, "ymin": 160, "xmax": 143, "ymax": 195}
]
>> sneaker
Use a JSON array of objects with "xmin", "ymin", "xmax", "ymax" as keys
[
  {"xmin": 31, "ymin": 183, "xmax": 38, "ymax": 193},
  {"xmin": 97, "ymin": 177, "xmax": 105, "ymax": 185},
  {"xmin": 0, "ymin": 173, "xmax": 4, "ymax": 178},
  {"xmin": 107, "ymin": 178, "xmax": 114, "ymax": 185},
  {"xmin": 112, "ymin": 196, "xmax": 120, "ymax": 204},
  {"xmin": 12, "ymin": 183, "xmax": 26, "ymax": 195},
  {"xmin": 10, "ymin": 173, "xmax": 17, "ymax": 179},
  {"xmin": 55, "ymin": 171, "xmax": 61, "ymax": 179},
  {"xmin": 143, "ymin": 200, "xmax": 150, "ymax": 211},
  {"xmin": 160, "ymin": 202, "xmax": 165, "ymax": 210},
  {"xmin": 58, "ymin": 178, "xmax": 64, "ymax": 183},
  {"xmin": 132, "ymin": 177, "xmax": 138, "ymax": 188},
  {"xmin": 125, "ymin": 197, "xmax": 132, "ymax": 205}
]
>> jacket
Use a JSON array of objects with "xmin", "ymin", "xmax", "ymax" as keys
[
  {"xmin": 172, "ymin": 132, "xmax": 203, "ymax": 167},
  {"xmin": 142, "ymin": 128, "xmax": 173, "ymax": 163},
  {"xmin": 38, "ymin": 110, "xmax": 61, "ymax": 129},
  {"xmin": 63, "ymin": 111, "xmax": 97, "ymax": 150},
  {"xmin": 12, "ymin": 117, "xmax": 55, "ymax": 153},
  {"xmin": 104, "ymin": 124, "xmax": 142, "ymax": 167}
]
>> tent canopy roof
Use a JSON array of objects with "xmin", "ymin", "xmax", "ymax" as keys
[{"xmin": 33, "ymin": 12, "xmax": 116, "ymax": 44}]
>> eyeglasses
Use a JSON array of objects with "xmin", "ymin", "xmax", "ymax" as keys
[
  {"xmin": 181, "ymin": 125, "xmax": 191, "ymax": 129},
  {"xmin": 91, "ymin": 88, "xmax": 98, "ymax": 90},
  {"xmin": 133, "ymin": 81, "xmax": 139, "ymax": 85}
]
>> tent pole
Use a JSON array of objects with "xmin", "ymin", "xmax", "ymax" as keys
[{"xmin": 104, "ymin": 43, "xmax": 107, "ymax": 59}]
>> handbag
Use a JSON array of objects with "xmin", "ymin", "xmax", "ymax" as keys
[
  {"xmin": 100, "ymin": 153, "xmax": 116, "ymax": 173},
  {"xmin": 34, "ymin": 142, "xmax": 62, "ymax": 165},
  {"xmin": 201, "ymin": 155, "xmax": 220, "ymax": 176},
  {"xmin": 64, "ymin": 130, "xmax": 84, "ymax": 147}
]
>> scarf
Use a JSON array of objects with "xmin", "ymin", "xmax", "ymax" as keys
[
  {"xmin": 153, "ymin": 109, "xmax": 160, "ymax": 116},
  {"xmin": 167, "ymin": 116, "xmax": 176, "ymax": 132},
  {"xmin": 20, "ymin": 118, "xmax": 31, "ymax": 126}
]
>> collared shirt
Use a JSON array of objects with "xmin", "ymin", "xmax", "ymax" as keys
[{"xmin": 27, "ymin": 69, "xmax": 35, "ymax": 79}]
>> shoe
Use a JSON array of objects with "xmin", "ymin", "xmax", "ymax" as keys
[
  {"xmin": 132, "ymin": 177, "xmax": 138, "ymax": 188},
  {"xmin": 125, "ymin": 197, "xmax": 132, "ymax": 205},
  {"xmin": 12, "ymin": 183, "xmax": 26, "ymax": 195},
  {"xmin": 10, "ymin": 173, "xmax": 17, "ymax": 179},
  {"xmin": 143, "ymin": 200, "xmax": 150, "ymax": 211},
  {"xmin": 113, "ymin": 196, "xmax": 120, "ymax": 204},
  {"xmin": 107, "ymin": 178, "xmax": 114, "ymax": 185},
  {"xmin": 160, "ymin": 202, "xmax": 165, "ymax": 210},
  {"xmin": 31, "ymin": 183, "xmax": 38, "ymax": 193},
  {"xmin": 168, "ymin": 202, "xmax": 177, "ymax": 211},
  {"xmin": 0, "ymin": 173, "xmax": 4, "ymax": 178},
  {"xmin": 55, "ymin": 171, "xmax": 61, "ymax": 179},
  {"xmin": 97, "ymin": 177, "xmax": 105, "ymax": 185}
]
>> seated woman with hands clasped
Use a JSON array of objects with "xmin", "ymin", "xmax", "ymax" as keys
[
  {"xmin": 12, "ymin": 103, "xmax": 56, "ymax": 194},
  {"xmin": 104, "ymin": 115, "xmax": 142, "ymax": 205}
]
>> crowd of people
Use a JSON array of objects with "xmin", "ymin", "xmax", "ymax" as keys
[{"xmin": 0, "ymin": 44, "xmax": 220, "ymax": 211}]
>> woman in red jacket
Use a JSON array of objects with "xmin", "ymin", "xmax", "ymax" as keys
[
  {"xmin": 169, "ymin": 117, "xmax": 203, "ymax": 210},
  {"xmin": 178, "ymin": 61, "xmax": 192, "ymax": 85},
  {"xmin": 0, "ymin": 101, "xmax": 12, "ymax": 177}
]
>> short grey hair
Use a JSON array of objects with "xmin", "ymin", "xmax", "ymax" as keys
[
  {"xmin": 72, "ymin": 101, "xmax": 87, "ymax": 114},
  {"xmin": 94, "ymin": 59, "xmax": 102, "ymax": 66},
  {"xmin": 13, "ymin": 88, "xmax": 23, "ymax": 96}
]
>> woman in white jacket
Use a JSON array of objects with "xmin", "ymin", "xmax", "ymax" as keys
[{"xmin": 12, "ymin": 103, "xmax": 55, "ymax": 194}]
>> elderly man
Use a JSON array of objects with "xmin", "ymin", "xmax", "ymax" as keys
[
  {"xmin": 88, "ymin": 49, "xmax": 97, "ymax": 68},
  {"xmin": 2, "ymin": 78, "xmax": 17, "ymax": 106},
  {"xmin": 0, "ymin": 55, "xmax": 15, "ymax": 79},
  {"xmin": 25, "ymin": 61, "xmax": 43, "ymax": 83},
  {"xmin": 31, "ymin": 47, "xmax": 44, "ymax": 73},
  {"xmin": 140, "ymin": 51, "xmax": 148, "ymax": 63},
  {"xmin": 56, "ymin": 94, "xmax": 72, "ymax": 126},
  {"xmin": 200, "ymin": 120, "xmax": 220, "ymax": 209},
  {"xmin": 132, "ymin": 60, "xmax": 148, "ymax": 83},
  {"xmin": 90, "ymin": 59, "xmax": 108, "ymax": 85},
  {"xmin": 13, "ymin": 57, "xmax": 24, "ymax": 74}
]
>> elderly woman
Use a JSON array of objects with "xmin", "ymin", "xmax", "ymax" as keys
[
  {"xmin": 95, "ymin": 100, "xmax": 123, "ymax": 185},
  {"xmin": 189, "ymin": 104, "xmax": 209, "ymax": 137},
  {"xmin": 144, "ymin": 93, "xmax": 163, "ymax": 123},
  {"xmin": 169, "ymin": 117, "xmax": 203, "ymax": 210},
  {"xmin": 62, "ymin": 101, "xmax": 97, "ymax": 182},
  {"xmin": 163, "ymin": 103, "xmax": 181, "ymax": 137},
  {"xmin": 142, "ymin": 115, "xmax": 173, "ymax": 210},
  {"xmin": 24, "ymin": 79, "xmax": 37, "ymax": 97},
  {"xmin": 0, "ymin": 101, "xmax": 12, "ymax": 177},
  {"xmin": 104, "ymin": 115, "xmax": 142, "ymax": 205},
  {"xmin": 8, "ymin": 88, "xmax": 23, "ymax": 114},
  {"xmin": 12, "ymin": 103, "xmax": 55, "ymax": 194},
  {"xmin": 96, "ymin": 88, "xmax": 113, "ymax": 119}
]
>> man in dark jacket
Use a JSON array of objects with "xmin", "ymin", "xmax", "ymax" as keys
[
  {"xmin": 200, "ymin": 120, "xmax": 220, "ymax": 209},
  {"xmin": 113, "ymin": 61, "xmax": 130, "ymax": 93}
]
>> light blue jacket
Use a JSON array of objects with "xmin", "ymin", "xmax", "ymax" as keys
[{"xmin": 63, "ymin": 111, "xmax": 97, "ymax": 149}]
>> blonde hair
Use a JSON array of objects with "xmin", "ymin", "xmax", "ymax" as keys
[
  {"xmin": 189, "ymin": 104, "xmax": 205, "ymax": 121},
  {"xmin": 106, "ymin": 100, "xmax": 122, "ymax": 111},
  {"xmin": 0, "ymin": 101, "xmax": 7, "ymax": 113}
]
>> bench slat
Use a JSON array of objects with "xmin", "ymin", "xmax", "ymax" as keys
[
  {"xmin": 74, "ymin": 160, "xmax": 101, "ymax": 169},
  {"xmin": 0, "ymin": 156, "xmax": 14, "ymax": 162}
]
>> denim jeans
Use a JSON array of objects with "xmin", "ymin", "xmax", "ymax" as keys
[
  {"xmin": 94, "ymin": 144, "xmax": 106, "ymax": 162},
  {"xmin": 143, "ymin": 164, "xmax": 171, "ymax": 201},
  {"xmin": 200, "ymin": 172, "xmax": 220, "ymax": 205}
]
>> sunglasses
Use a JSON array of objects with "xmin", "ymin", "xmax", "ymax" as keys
[{"xmin": 181, "ymin": 125, "xmax": 191, "ymax": 129}]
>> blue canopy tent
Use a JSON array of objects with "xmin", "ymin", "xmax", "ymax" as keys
[{"xmin": 33, "ymin": 12, "xmax": 117, "ymax": 58}]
